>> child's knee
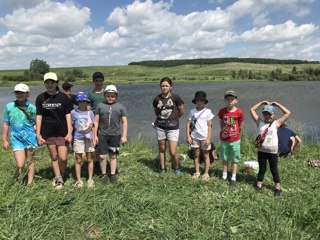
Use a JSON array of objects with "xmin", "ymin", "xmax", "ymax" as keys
[
  {"xmin": 109, "ymin": 154, "xmax": 117, "ymax": 161},
  {"xmin": 86, "ymin": 156, "xmax": 94, "ymax": 163},
  {"xmin": 98, "ymin": 154, "xmax": 106, "ymax": 161},
  {"xmin": 16, "ymin": 162, "xmax": 25, "ymax": 169}
]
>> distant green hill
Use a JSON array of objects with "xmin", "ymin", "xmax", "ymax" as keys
[{"xmin": 1, "ymin": 58, "xmax": 320, "ymax": 86}]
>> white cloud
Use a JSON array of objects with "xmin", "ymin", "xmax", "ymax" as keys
[
  {"xmin": 108, "ymin": 0, "xmax": 174, "ymax": 37},
  {"xmin": 240, "ymin": 20, "xmax": 318, "ymax": 42},
  {"xmin": 0, "ymin": 0, "xmax": 318, "ymax": 70},
  {"xmin": 261, "ymin": 0, "xmax": 313, "ymax": 17},
  {"xmin": 200, "ymin": 8, "xmax": 233, "ymax": 31},
  {"xmin": 0, "ymin": 0, "xmax": 90, "ymax": 38},
  {"xmin": 0, "ymin": 31, "xmax": 50, "ymax": 47},
  {"xmin": 175, "ymin": 30, "xmax": 236, "ymax": 51}
]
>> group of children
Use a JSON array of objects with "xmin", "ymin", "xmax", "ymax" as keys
[
  {"xmin": 2, "ymin": 71, "xmax": 127, "ymax": 189},
  {"xmin": 185, "ymin": 89, "xmax": 296, "ymax": 196},
  {"xmin": 2, "ymin": 74, "xmax": 299, "ymax": 196},
  {"xmin": 186, "ymin": 90, "xmax": 245, "ymax": 186},
  {"xmin": 152, "ymin": 77, "xmax": 298, "ymax": 197}
]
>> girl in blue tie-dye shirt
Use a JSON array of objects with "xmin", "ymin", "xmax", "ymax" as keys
[{"xmin": 2, "ymin": 83, "xmax": 38, "ymax": 184}]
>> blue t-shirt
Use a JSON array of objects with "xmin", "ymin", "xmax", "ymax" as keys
[
  {"xmin": 71, "ymin": 108, "xmax": 95, "ymax": 140},
  {"xmin": 3, "ymin": 100, "xmax": 38, "ymax": 150},
  {"xmin": 278, "ymin": 126, "xmax": 296, "ymax": 156}
]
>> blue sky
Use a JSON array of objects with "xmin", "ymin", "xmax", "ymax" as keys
[{"xmin": 0, "ymin": 0, "xmax": 319, "ymax": 70}]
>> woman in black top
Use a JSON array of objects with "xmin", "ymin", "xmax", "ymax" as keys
[{"xmin": 36, "ymin": 72, "xmax": 73, "ymax": 189}]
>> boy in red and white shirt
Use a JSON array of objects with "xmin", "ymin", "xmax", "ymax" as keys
[{"xmin": 218, "ymin": 90, "xmax": 245, "ymax": 187}]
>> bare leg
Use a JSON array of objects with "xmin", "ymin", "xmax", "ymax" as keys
[
  {"xmin": 57, "ymin": 145, "xmax": 68, "ymax": 177},
  {"xmin": 75, "ymin": 153, "xmax": 82, "ymax": 182},
  {"xmin": 14, "ymin": 149, "xmax": 35, "ymax": 184},
  {"xmin": 47, "ymin": 145, "xmax": 61, "ymax": 177},
  {"xmin": 203, "ymin": 151, "xmax": 210, "ymax": 175},
  {"xmin": 86, "ymin": 152, "xmax": 94, "ymax": 180},
  {"xmin": 25, "ymin": 149, "xmax": 35, "ymax": 184},
  {"xmin": 99, "ymin": 154, "xmax": 107, "ymax": 175},
  {"xmin": 193, "ymin": 148, "xmax": 200, "ymax": 173},
  {"xmin": 14, "ymin": 149, "xmax": 26, "ymax": 175},
  {"xmin": 231, "ymin": 163, "xmax": 238, "ymax": 175},
  {"xmin": 158, "ymin": 140, "xmax": 166, "ymax": 170},
  {"xmin": 109, "ymin": 153, "xmax": 117, "ymax": 175},
  {"xmin": 222, "ymin": 161, "xmax": 228, "ymax": 177},
  {"xmin": 168, "ymin": 140, "xmax": 179, "ymax": 169}
]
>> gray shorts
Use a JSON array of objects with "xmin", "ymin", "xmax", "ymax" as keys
[{"xmin": 156, "ymin": 128, "xmax": 179, "ymax": 141}]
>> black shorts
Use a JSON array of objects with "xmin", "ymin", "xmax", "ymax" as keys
[{"xmin": 96, "ymin": 135, "xmax": 121, "ymax": 155}]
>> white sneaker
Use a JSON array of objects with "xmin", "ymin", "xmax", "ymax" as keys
[
  {"xmin": 74, "ymin": 180, "xmax": 84, "ymax": 188},
  {"xmin": 192, "ymin": 172, "xmax": 201, "ymax": 179},
  {"xmin": 87, "ymin": 179, "xmax": 94, "ymax": 188},
  {"xmin": 202, "ymin": 173, "xmax": 210, "ymax": 181}
]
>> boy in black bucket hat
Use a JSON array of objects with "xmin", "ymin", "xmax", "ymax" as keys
[{"xmin": 186, "ymin": 91, "xmax": 215, "ymax": 180}]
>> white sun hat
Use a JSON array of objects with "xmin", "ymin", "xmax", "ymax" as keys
[
  {"xmin": 14, "ymin": 83, "xmax": 29, "ymax": 92},
  {"xmin": 104, "ymin": 85, "xmax": 118, "ymax": 93},
  {"xmin": 43, "ymin": 72, "xmax": 58, "ymax": 82}
]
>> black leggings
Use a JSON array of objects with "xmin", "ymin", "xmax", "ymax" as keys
[{"xmin": 257, "ymin": 151, "xmax": 281, "ymax": 183}]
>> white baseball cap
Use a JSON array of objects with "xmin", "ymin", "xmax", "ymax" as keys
[
  {"xmin": 104, "ymin": 85, "xmax": 118, "ymax": 93},
  {"xmin": 43, "ymin": 72, "xmax": 58, "ymax": 82},
  {"xmin": 14, "ymin": 83, "xmax": 29, "ymax": 92}
]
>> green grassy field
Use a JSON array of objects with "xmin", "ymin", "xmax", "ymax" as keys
[
  {"xmin": 1, "ymin": 62, "xmax": 319, "ymax": 86},
  {"xmin": 1, "ymin": 133, "xmax": 319, "ymax": 239}
]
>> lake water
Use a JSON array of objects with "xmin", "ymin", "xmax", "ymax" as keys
[{"xmin": 1, "ymin": 81, "xmax": 319, "ymax": 146}]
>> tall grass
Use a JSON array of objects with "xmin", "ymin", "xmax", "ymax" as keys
[{"xmin": 0, "ymin": 135, "xmax": 319, "ymax": 239}]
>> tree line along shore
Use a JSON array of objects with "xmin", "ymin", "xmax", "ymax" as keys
[{"xmin": 0, "ymin": 57, "xmax": 320, "ymax": 87}]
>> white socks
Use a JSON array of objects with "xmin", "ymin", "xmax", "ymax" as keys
[
  {"xmin": 231, "ymin": 174, "xmax": 236, "ymax": 181},
  {"xmin": 222, "ymin": 172, "xmax": 227, "ymax": 180},
  {"xmin": 223, "ymin": 173, "xmax": 237, "ymax": 181}
]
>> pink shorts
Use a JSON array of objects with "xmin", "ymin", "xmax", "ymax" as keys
[{"xmin": 45, "ymin": 137, "xmax": 68, "ymax": 146}]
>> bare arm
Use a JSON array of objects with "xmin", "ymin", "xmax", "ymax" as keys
[
  {"xmin": 93, "ymin": 114, "xmax": 99, "ymax": 146},
  {"xmin": 178, "ymin": 105, "xmax": 184, "ymax": 118},
  {"xmin": 121, "ymin": 116, "xmax": 128, "ymax": 145},
  {"xmin": 291, "ymin": 135, "xmax": 302, "ymax": 153},
  {"xmin": 250, "ymin": 101, "xmax": 269, "ymax": 126},
  {"xmin": 36, "ymin": 115, "xmax": 46, "ymax": 145},
  {"xmin": 186, "ymin": 119, "xmax": 192, "ymax": 144},
  {"xmin": 206, "ymin": 119, "xmax": 212, "ymax": 146},
  {"xmin": 271, "ymin": 102, "xmax": 290, "ymax": 128},
  {"xmin": 65, "ymin": 113, "xmax": 73, "ymax": 142},
  {"xmin": 2, "ymin": 122, "xmax": 10, "ymax": 150}
]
